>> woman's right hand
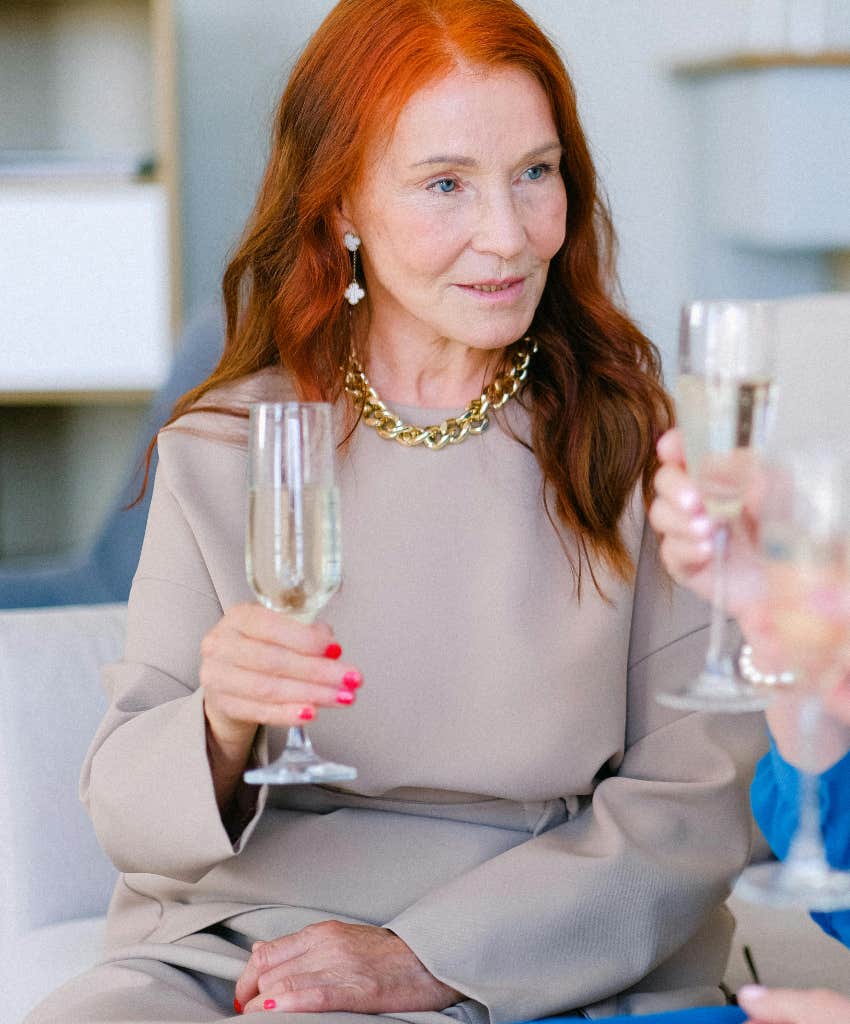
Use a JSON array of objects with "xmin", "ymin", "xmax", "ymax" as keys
[
  {"xmin": 652, "ymin": 430, "xmax": 850, "ymax": 768},
  {"xmin": 200, "ymin": 603, "xmax": 362, "ymax": 756}
]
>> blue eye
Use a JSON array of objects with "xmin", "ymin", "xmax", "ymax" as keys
[
  {"xmin": 524, "ymin": 163, "xmax": 549, "ymax": 181},
  {"xmin": 432, "ymin": 178, "xmax": 457, "ymax": 194}
]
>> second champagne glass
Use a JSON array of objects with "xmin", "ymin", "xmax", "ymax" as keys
[
  {"xmin": 736, "ymin": 450, "xmax": 850, "ymax": 910},
  {"xmin": 243, "ymin": 402, "xmax": 357, "ymax": 785},
  {"xmin": 657, "ymin": 300, "xmax": 778, "ymax": 712}
]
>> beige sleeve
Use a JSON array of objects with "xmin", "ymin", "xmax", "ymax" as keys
[
  {"xmin": 387, "ymin": 527, "xmax": 767, "ymax": 1023},
  {"xmin": 79, "ymin": 453, "xmax": 270, "ymax": 883}
]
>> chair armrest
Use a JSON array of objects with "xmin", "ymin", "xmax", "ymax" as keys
[{"xmin": 0, "ymin": 603, "xmax": 125, "ymax": 953}]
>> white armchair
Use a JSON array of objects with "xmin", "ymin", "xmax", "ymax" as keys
[{"xmin": 0, "ymin": 604, "xmax": 124, "ymax": 1022}]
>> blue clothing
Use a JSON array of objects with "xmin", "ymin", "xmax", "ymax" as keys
[
  {"xmin": 526, "ymin": 1011, "xmax": 744, "ymax": 1024},
  {"xmin": 750, "ymin": 735, "xmax": 850, "ymax": 945}
]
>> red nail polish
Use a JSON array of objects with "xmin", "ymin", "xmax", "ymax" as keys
[
  {"xmin": 342, "ymin": 670, "xmax": 362, "ymax": 690},
  {"xmin": 264, "ymin": 999, "xmax": 277, "ymax": 1010},
  {"xmin": 324, "ymin": 642, "xmax": 342, "ymax": 659},
  {"xmin": 336, "ymin": 688, "xmax": 355, "ymax": 705},
  {"xmin": 298, "ymin": 707, "xmax": 314, "ymax": 721},
  {"xmin": 233, "ymin": 997, "xmax": 243, "ymax": 1014}
]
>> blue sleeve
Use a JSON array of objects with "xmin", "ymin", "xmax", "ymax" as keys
[{"xmin": 750, "ymin": 734, "xmax": 850, "ymax": 946}]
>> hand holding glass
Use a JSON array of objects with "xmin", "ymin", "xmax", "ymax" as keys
[
  {"xmin": 244, "ymin": 402, "xmax": 356, "ymax": 785},
  {"xmin": 657, "ymin": 301, "xmax": 777, "ymax": 711},
  {"xmin": 735, "ymin": 451, "xmax": 850, "ymax": 910}
]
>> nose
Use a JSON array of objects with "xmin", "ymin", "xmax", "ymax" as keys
[{"xmin": 471, "ymin": 189, "xmax": 527, "ymax": 261}]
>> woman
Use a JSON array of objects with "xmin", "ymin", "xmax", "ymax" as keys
[
  {"xmin": 651, "ymin": 429, "xmax": 850, "ymax": 1024},
  {"xmin": 27, "ymin": 2, "xmax": 763, "ymax": 1021}
]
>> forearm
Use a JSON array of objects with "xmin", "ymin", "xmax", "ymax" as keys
[
  {"xmin": 388, "ymin": 710, "xmax": 760, "ymax": 1022},
  {"xmin": 85, "ymin": 683, "xmax": 268, "ymax": 880}
]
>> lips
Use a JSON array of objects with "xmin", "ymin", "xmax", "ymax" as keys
[{"xmin": 461, "ymin": 277, "xmax": 524, "ymax": 292}]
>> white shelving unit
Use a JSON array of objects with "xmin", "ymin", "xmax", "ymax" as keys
[{"xmin": 0, "ymin": 0, "xmax": 180, "ymax": 559}]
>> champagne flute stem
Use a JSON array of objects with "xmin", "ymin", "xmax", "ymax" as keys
[
  {"xmin": 705, "ymin": 521, "xmax": 733, "ymax": 675},
  {"xmin": 784, "ymin": 696, "xmax": 830, "ymax": 871},
  {"xmin": 284, "ymin": 727, "xmax": 315, "ymax": 756},
  {"xmin": 282, "ymin": 608, "xmax": 318, "ymax": 760}
]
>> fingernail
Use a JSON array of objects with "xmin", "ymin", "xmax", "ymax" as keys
[
  {"xmin": 264, "ymin": 999, "xmax": 277, "ymax": 1010},
  {"xmin": 680, "ymin": 490, "xmax": 700, "ymax": 511},
  {"xmin": 690, "ymin": 515, "xmax": 712, "ymax": 537},
  {"xmin": 324, "ymin": 642, "xmax": 342, "ymax": 659},
  {"xmin": 342, "ymin": 670, "xmax": 362, "ymax": 690},
  {"xmin": 233, "ymin": 998, "xmax": 243, "ymax": 1014},
  {"xmin": 336, "ymin": 688, "xmax": 355, "ymax": 705},
  {"xmin": 298, "ymin": 706, "xmax": 314, "ymax": 721},
  {"xmin": 738, "ymin": 984, "xmax": 766, "ymax": 1000}
]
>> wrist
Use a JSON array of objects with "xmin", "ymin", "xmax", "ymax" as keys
[
  {"xmin": 204, "ymin": 701, "xmax": 258, "ymax": 760},
  {"xmin": 738, "ymin": 643, "xmax": 795, "ymax": 688},
  {"xmin": 767, "ymin": 695, "xmax": 850, "ymax": 773}
]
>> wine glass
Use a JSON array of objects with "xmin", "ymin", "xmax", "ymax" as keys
[
  {"xmin": 243, "ymin": 402, "xmax": 357, "ymax": 785},
  {"xmin": 735, "ymin": 450, "xmax": 850, "ymax": 910},
  {"xmin": 657, "ymin": 300, "xmax": 778, "ymax": 712}
]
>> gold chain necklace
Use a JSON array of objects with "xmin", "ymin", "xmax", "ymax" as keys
[{"xmin": 343, "ymin": 338, "xmax": 537, "ymax": 450}]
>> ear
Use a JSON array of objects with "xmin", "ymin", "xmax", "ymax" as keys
[{"xmin": 332, "ymin": 195, "xmax": 357, "ymax": 240}]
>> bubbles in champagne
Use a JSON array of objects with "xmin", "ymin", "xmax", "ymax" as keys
[
  {"xmin": 764, "ymin": 534, "xmax": 850, "ymax": 688},
  {"xmin": 676, "ymin": 374, "xmax": 776, "ymax": 521},
  {"xmin": 246, "ymin": 484, "xmax": 342, "ymax": 620}
]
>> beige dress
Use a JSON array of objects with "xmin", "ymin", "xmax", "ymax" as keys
[{"xmin": 27, "ymin": 370, "xmax": 766, "ymax": 1023}]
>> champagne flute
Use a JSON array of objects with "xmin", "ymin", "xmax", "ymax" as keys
[
  {"xmin": 243, "ymin": 402, "xmax": 357, "ymax": 785},
  {"xmin": 736, "ymin": 450, "xmax": 850, "ymax": 909},
  {"xmin": 657, "ymin": 300, "xmax": 778, "ymax": 711}
]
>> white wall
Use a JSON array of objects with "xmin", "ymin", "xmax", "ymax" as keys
[{"xmin": 175, "ymin": 0, "xmax": 850, "ymax": 370}]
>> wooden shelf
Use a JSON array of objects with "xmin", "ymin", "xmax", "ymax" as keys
[
  {"xmin": 0, "ymin": 390, "xmax": 155, "ymax": 407},
  {"xmin": 674, "ymin": 49, "xmax": 850, "ymax": 77}
]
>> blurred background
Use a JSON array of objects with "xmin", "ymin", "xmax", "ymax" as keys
[{"xmin": 1, "ymin": 0, "xmax": 849, "ymax": 570}]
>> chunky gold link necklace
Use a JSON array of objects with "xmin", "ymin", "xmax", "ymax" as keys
[{"xmin": 343, "ymin": 338, "xmax": 537, "ymax": 450}]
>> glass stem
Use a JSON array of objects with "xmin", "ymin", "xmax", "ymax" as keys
[
  {"xmin": 784, "ymin": 696, "xmax": 830, "ymax": 871},
  {"xmin": 283, "ymin": 612, "xmax": 318, "ymax": 759},
  {"xmin": 705, "ymin": 521, "xmax": 733, "ymax": 676},
  {"xmin": 285, "ymin": 727, "xmax": 315, "ymax": 756}
]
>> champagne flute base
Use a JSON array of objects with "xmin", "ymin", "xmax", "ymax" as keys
[
  {"xmin": 245, "ymin": 757, "xmax": 357, "ymax": 786},
  {"xmin": 735, "ymin": 859, "xmax": 850, "ymax": 912},
  {"xmin": 655, "ymin": 671, "xmax": 772, "ymax": 713}
]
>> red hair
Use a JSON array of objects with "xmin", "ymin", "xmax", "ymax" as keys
[{"xmin": 157, "ymin": 0, "xmax": 673, "ymax": 588}]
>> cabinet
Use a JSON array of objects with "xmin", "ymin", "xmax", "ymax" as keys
[
  {"xmin": 675, "ymin": 52, "xmax": 850, "ymax": 250},
  {"xmin": 0, "ymin": 0, "xmax": 180, "ymax": 558}
]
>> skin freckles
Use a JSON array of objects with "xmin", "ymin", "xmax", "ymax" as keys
[{"xmin": 339, "ymin": 64, "xmax": 567, "ymax": 408}]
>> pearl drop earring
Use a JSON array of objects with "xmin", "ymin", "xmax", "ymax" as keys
[{"xmin": 343, "ymin": 231, "xmax": 365, "ymax": 306}]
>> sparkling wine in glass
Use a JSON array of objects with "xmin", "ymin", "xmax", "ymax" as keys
[
  {"xmin": 243, "ymin": 402, "xmax": 356, "ymax": 785},
  {"xmin": 657, "ymin": 300, "xmax": 778, "ymax": 712},
  {"xmin": 736, "ymin": 450, "xmax": 850, "ymax": 910}
]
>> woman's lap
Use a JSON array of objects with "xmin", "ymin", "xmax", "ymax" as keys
[
  {"xmin": 23, "ymin": 956, "xmax": 468, "ymax": 1024},
  {"xmin": 24, "ymin": 958, "xmax": 227, "ymax": 1024}
]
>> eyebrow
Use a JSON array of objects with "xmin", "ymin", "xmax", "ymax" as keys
[{"xmin": 411, "ymin": 141, "xmax": 563, "ymax": 168}]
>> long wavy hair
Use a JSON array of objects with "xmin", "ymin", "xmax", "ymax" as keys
[{"xmin": 154, "ymin": 0, "xmax": 673, "ymax": 588}]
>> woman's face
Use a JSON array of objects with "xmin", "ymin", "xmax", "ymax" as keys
[{"xmin": 341, "ymin": 65, "xmax": 568, "ymax": 354}]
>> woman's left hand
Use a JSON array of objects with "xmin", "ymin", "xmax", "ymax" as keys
[{"xmin": 234, "ymin": 921, "xmax": 462, "ymax": 1015}]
